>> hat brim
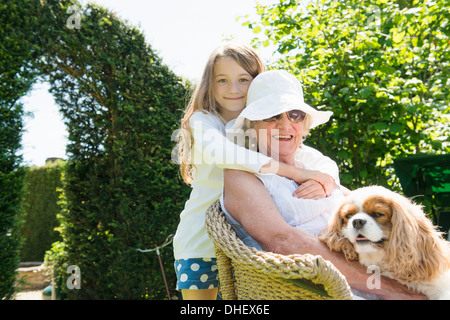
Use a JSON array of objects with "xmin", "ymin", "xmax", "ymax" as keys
[{"xmin": 230, "ymin": 93, "xmax": 332, "ymax": 131}]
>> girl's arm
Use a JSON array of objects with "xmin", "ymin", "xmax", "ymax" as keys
[
  {"xmin": 190, "ymin": 112, "xmax": 271, "ymax": 173},
  {"xmin": 190, "ymin": 112, "xmax": 335, "ymax": 194},
  {"xmin": 260, "ymin": 160, "xmax": 336, "ymax": 196}
]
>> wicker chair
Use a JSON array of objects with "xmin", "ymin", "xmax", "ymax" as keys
[{"xmin": 205, "ymin": 200, "xmax": 353, "ymax": 300}]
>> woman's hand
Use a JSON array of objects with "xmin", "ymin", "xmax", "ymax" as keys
[{"xmin": 293, "ymin": 180, "xmax": 327, "ymax": 199}]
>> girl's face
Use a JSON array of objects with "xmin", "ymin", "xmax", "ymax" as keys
[
  {"xmin": 213, "ymin": 57, "xmax": 253, "ymax": 122},
  {"xmin": 253, "ymin": 113, "xmax": 305, "ymax": 165}
]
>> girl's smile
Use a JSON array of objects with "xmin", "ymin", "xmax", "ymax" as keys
[{"xmin": 213, "ymin": 57, "xmax": 253, "ymax": 122}]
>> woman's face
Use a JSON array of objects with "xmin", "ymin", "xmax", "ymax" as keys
[{"xmin": 253, "ymin": 112, "xmax": 305, "ymax": 165}]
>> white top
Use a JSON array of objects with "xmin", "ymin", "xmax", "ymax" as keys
[
  {"xmin": 221, "ymin": 146, "xmax": 343, "ymax": 249},
  {"xmin": 257, "ymin": 173, "xmax": 345, "ymax": 237},
  {"xmin": 173, "ymin": 111, "xmax": 272, "ymax": 260},
  {"xmin": 293, "ymin": 145, "xmax": 340, "ymax": 184}
]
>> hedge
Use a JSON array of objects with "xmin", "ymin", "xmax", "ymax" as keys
[
  {"xmin": 0, "ymin": 0, "xmax": 39, "ymax": 299},
  {"xmin": 36, "ymin": 1, "xmax": 191, "ymax": 299},
  {"xmin": 0, "ymin": 106, "xmax": 26, "ymax": 299},
  {"xmin": 3, "ymin": 0, "xmax": 192, "ymax": 299},
  {"xmin": 21, "ymin": 160, "xmax": 64, "ymax": 262}
]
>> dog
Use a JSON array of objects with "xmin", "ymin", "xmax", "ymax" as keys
[{"xmin": 319, "ymin": 186, "xmax": 450, "ymax": 299}]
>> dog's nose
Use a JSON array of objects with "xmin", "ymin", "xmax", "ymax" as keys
[{"xmin": 352, "ymin": 218, "xmax": 366, "ymax": 230}]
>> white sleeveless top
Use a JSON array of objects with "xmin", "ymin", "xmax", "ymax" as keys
[
  {"xmin": 256, "ymin": 173, "xmax": 345, "ymax": 237},
  {"xmin": 221, "ymin": 145, "xmax": 344, "ymax": 249}
]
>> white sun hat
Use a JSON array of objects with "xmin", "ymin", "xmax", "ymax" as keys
[{"xmin": 230, "ymin": 70, "xmax": 333, "ymax": 130}]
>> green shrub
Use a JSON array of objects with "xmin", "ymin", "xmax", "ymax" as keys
[
  {"xmin": 36, "ymin": 1, "xmax": 191, "ymax": 299},
  {"xmin": 0, "ymin": 106, "xmax": 25, "ymax": 299},
  {"xmin": 0, "ymin": 0, "xmax": 38, "ymax": 299},
  {"xmin": 44, "ymin": 241, "xmax": 69, "ymax": 300},
  {"xmin": 245, "ymin": 0, "xmax": 450, "ymax": 190},
  {"xmin": 3, "ymin": 0, "xmax": 191, "ymax": 299},
  {"xmin": 21, "ymin": 160, "xmax": 64, "ymax": 262}
]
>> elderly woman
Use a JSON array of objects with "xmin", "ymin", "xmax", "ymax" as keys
[
  {"xmin": 221, "ymin": 70, "xmax": 345, "ymax": 247},
  {"xmin": 221, "ymin": 70, "xmax": 425, "ymax": 300}
]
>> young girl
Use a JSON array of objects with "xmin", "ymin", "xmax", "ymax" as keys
[{"xmin": 173, "ymin": 42, "xmax": 336, "ymax": 300}]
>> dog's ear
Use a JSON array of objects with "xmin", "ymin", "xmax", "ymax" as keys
[
  {"xmin": 385, "ymin": 195, "xmax": 450, "ymax": 283},
  {"xmin": 319, "ymin": 203, "xmax": 358, "ymax": 261}
]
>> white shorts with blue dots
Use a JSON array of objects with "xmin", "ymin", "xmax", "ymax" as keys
[{"xmin": 174, "ymin": 258, "xmax": 219, "ymax": 290}]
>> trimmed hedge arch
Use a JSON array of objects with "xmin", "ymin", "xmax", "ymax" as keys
[{"xmin": 2, "ymin": 0, "xmax": 191, "ymax": 299}]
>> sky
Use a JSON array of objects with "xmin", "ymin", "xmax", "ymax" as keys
[{"xmin": 20, "ymin": 0, "xmax": 279, "ymax": 166}]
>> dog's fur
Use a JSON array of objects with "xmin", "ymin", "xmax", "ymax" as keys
[{"xmin": 319, "ymin": 186, "xmax": 450, "ymax": 299}]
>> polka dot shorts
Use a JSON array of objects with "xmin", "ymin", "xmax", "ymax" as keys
[{"xmin": 174, "ymin": 258, "xmax": 219, "ymax": 290}]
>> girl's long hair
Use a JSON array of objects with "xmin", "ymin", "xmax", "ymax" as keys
[{"xmin": 177, "ymin": 42, "xmax": 266, "ymax": 184}]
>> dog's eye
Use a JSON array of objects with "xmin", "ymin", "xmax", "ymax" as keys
[
  {"xmin": 371, "ymin": 212, "xmax": 383, "ymax": 218},
  {"xmin": 345, "ymin": 213, "xmax": 353, "ymax": 220}
]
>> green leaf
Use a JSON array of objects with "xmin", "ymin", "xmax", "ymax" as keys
[
  {"xmin": 389, "ymin": 123, "xmax": 403, "ymax": 133},
  {"xmin": 379, "ymin": 65, "xmax": 396, "ymax": 75},
  {"xmin": 373, "ymin": 122, "xmax": 388, "ymax": 131},
  {"xmin": 339, "ymin": 87, "xmax": 350, "ymax": 95},
  {"xmin": 283, "ymin": 278, "xmax": 330, "ymax": 297},
  {"xmin": 253, "ymin": 26, "xmax": 262, "ymax": 34},
  {"xmin": 338, "ymin": 150, "xmax": 350, "ymax": 159},
  {"xmin": 360, "ymin": 169, "xmax": 368, "ymax": 179},
  {"xmin": 359, "ymin": 86, "xmax": 373, "ymax": 98},
  {"xmin": 393, "ymin": 30, "xmax": 406, "ymax": 43}
]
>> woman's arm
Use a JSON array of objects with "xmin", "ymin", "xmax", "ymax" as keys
[{"xmin": 223, "ymin": 169, "xmax": 426, "ymax": 300}]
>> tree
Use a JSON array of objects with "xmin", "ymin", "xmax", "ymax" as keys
[
  {"xmin": 2, "ymin": 0, "xmax": 191, "ymax": 299},
  {"xmin": 35, "ymin": 0, "xmax": 191, "ymax": 299},
  {"xmin": 0, "ymin": 0, "xmax": 40, "ymax": 299},
  {"xmin": 244, "ymin": 0, "xmax": 449, "ymax": 189}
]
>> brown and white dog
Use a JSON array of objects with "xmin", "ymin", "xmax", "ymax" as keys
[{"xmin": 319, "ymin": 186, "xmax": 450, "ymax": 300}]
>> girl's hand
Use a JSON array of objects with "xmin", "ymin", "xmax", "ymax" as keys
[
  {"xmin": 300, "ymin": 169, "xmax": 335, "ymax": 197},
  {"xmin": 260, "ymin": 160, "xmax": 335, "ymax": 196},
  {"xmin": 293, "ymin": 180, "xmax": 327, "ymax": 199}
]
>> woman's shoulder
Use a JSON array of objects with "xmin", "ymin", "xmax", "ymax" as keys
[
  {"xmin": 297, "ymin": 144, "xmax": 325, "ymax": 157},
  {"xmin": 296, "ymin": 144, "xmax": 335, "ymax": 163},
  {"xmin": 296, "ymin": 145, "xmax": 340, "ymax": 182}
]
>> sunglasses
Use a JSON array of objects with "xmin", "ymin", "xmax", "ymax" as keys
[{"xmin": 262, "ymin": 110, "xmax": 307, "ymax": 123}]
